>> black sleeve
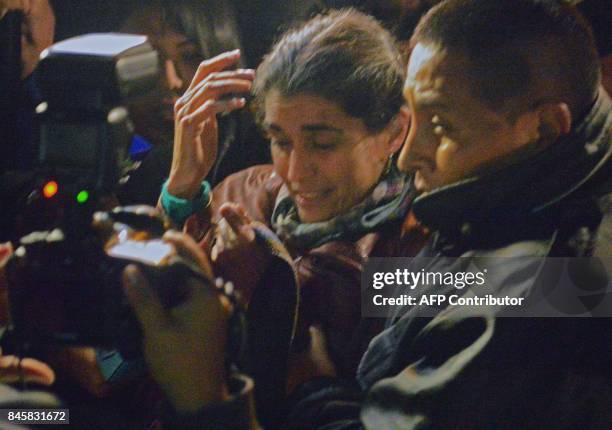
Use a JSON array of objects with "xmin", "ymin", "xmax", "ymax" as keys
[
  {"xmin": 284, "ymin": 377, "xmax": 365, "ymax": 430},
  {"xmin": 167, "ymin": 374, "xmax": 259, "ymax": 430}
]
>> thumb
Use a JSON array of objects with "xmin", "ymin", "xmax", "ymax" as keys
[
  {"xmin": 309, "ymin": 325, "xmax": 328, "ymax": 351},
  {"xmin": 18, "ymin": 358, "xmax": 56, "ymax": 386},
  {"xmin": 122, "ymin": 265, "xmax": 168, "ymax": 333},
  {"xmin": 219, "ymin": 203, "xmax": 255, "ymax": 241},
  {"xmin": 308, "ymin": 325, "xmax": 336, "ymax": 377}
]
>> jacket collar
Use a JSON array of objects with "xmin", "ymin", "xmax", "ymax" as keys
[{"xmin": 412, "ymin": 88, "xmax": 612, "ymax": 247}]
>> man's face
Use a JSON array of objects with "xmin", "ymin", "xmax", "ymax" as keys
[{"xmin": 397, "ymin": 43, "xmax": 537, "ymax": 192}]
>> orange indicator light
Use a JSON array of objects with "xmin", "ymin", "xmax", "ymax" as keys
[{"xmin": 43, "ymin": 181, "xmax": 59, "ymax": 198}]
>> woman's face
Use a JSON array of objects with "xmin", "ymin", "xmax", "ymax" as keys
[
  {"xmin": 263, "ymin": 92, "xmax": 398, "ymax": 223},
  {"xmin": 121, "ymin": 6, "xmax": 203, "ymax": 145}
]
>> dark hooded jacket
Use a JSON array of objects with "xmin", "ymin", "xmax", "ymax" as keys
[{"xmin": 287, "ymin": 88, "xmax": 612, "ymax": 429}]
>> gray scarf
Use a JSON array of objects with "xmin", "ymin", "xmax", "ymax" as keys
[{"xmin": 271, "ymin": 163, "xmax": 413, "ymax": 249}]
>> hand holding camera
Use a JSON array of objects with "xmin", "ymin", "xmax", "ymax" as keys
[
  {"xmin": 122, "ymin": 231, "xmax": 232, "ymax": 412},
  {"xmin": 1, "ymin": 33, "xmax": 249, "ymax": 417}
]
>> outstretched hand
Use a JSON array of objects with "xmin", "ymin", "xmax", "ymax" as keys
[
  {"xmin": 167, "ymin": 50, "xmax": 255, "ymax": 199},
  {"xmin": 212, "ymin": 203, "xmax": 271, "ymax": 304},
  {"xmin": 122, "ymin": 232, "xmax": 231, "ymax": 412}
]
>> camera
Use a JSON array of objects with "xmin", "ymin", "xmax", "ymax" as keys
[
  {"xmin": 2, "ymin": 34, "xmax": 242, "ymax": 361},
  {"xmin": 36, "ymin": 33, "xmax": 158, "ymax": 192}
]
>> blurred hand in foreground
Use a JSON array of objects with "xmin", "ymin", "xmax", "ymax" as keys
[
  {"xmin": 122, "ymin": 231, "xmax": 231, "ymax": 413},
  {"xmin": 0, "ymin": 348, "xmax": 55, "ymax": 386}
]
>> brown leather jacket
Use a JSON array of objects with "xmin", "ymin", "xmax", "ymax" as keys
[{"xmin": 184, "ymin": 165, "xmax": 429, "ymax": 377}]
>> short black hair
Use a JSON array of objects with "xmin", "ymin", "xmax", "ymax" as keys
[
  {"xmin": 253, "ymin": 8, "xmax": 405, "ymax": 133},
  {"xmin": 411, "ymin": 0, "xmax": 601, "ymax": 118}
]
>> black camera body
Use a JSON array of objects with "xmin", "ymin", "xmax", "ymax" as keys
[
  {"xmin": 3, "ymin": 34, "xmax": 228, "ymax": 360},
  {"xmin": 6, "ymin": 205, "xmax": 198, "ymax": 359},
  {"xmin": 36, "ymin": 33, "xmax": 158, "ymax": 192}
]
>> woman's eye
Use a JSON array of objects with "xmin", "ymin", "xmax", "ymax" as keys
[
  {"xmin": 308, "ymin": 138, "xmax": 339, "ymax": 151},
  {"xmin": 271, "ymin": 139, "xmax": 291, "ymax": 150},
  {"xmin": 312, "ymin": 142, "xmax": 336, "ymax": 151}
]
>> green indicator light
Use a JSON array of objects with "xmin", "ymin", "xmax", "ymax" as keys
[{"xmin": 76, "ymin": 190, "xmax": 89, "ymax": 204}]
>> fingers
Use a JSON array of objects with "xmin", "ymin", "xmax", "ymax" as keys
[
  {"xmin": 0, "ymin": 355, "xmax": 55, "ymax": 386},
  {"xmin": 219, "ymin": 203, "xmax": 255, "ymax": 241},
  {"xmin": 188, "ymin": 78, "xmax": 252, "ymax": 112},
  {"xmin": 185, "ymin": 50, "xmax": 242, "ymax": 94},
  {"xmin": 176, "ymin": 52, "xmax": 253, "ymax": 116},
  {"xmin": 201, "ymin": 69, "xmax": 255, "ymax": 81},
  {"xmin": 123, "ymin": 262, "xmax": 221, "ymax": 336},
  {"xmin": 184, "ymin": 97, "xmax": 246, "ymax": 128},
  {"xmin": 176, "ymin": 77, "xmax": 252, "ymax": 118},
  {"xmin": 172, "ymin": 276, "xmax": 228, "ymax": 327},
  {"xmin": 219, "ymin": 202, "xmax": 251, "ymax": 221},
  {"xmin": 163, "ymin": 230, "xmax": 214, "ymax": 280},
  {"xmin": 122, "ymin": 264, "xmax": 168, "ymax": 333},
  {"xmin": 212, "ymin": 204, "xmax": 255, "ymax": 266}
]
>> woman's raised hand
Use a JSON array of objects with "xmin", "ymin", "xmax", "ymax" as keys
[{"xmin": 167, "ymin": 50, "xmax": 254, "ymax": 199}]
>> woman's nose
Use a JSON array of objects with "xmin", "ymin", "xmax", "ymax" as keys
[{"xmin": 287, "ymin": 148, "xmax": 316, "ymax": 182}]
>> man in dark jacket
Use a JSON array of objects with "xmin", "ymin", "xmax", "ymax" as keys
[
  {"xmin": 287, "ymin": 0, "xmax": 612, "ymax": 428},
  {"xmin": 121, "ymin": 0, "xmax": 612, "ymax": 428}
]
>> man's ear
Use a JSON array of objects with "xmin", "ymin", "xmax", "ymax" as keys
[
  {"xmin": 387, "ymin": 105, "xmax": 411, "ymax": 154},
  {"xmin": 537, "ymin": 102, "xmax": 572, "ymax": 141},
  {"xmin": 513, "ymin": 102, "xmax": 572, "ymax": 150}
]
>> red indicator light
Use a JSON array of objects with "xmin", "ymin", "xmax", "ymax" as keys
[{"xmin": 43, "ymin": 181, "xmax": 58, "ymax": 198}]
